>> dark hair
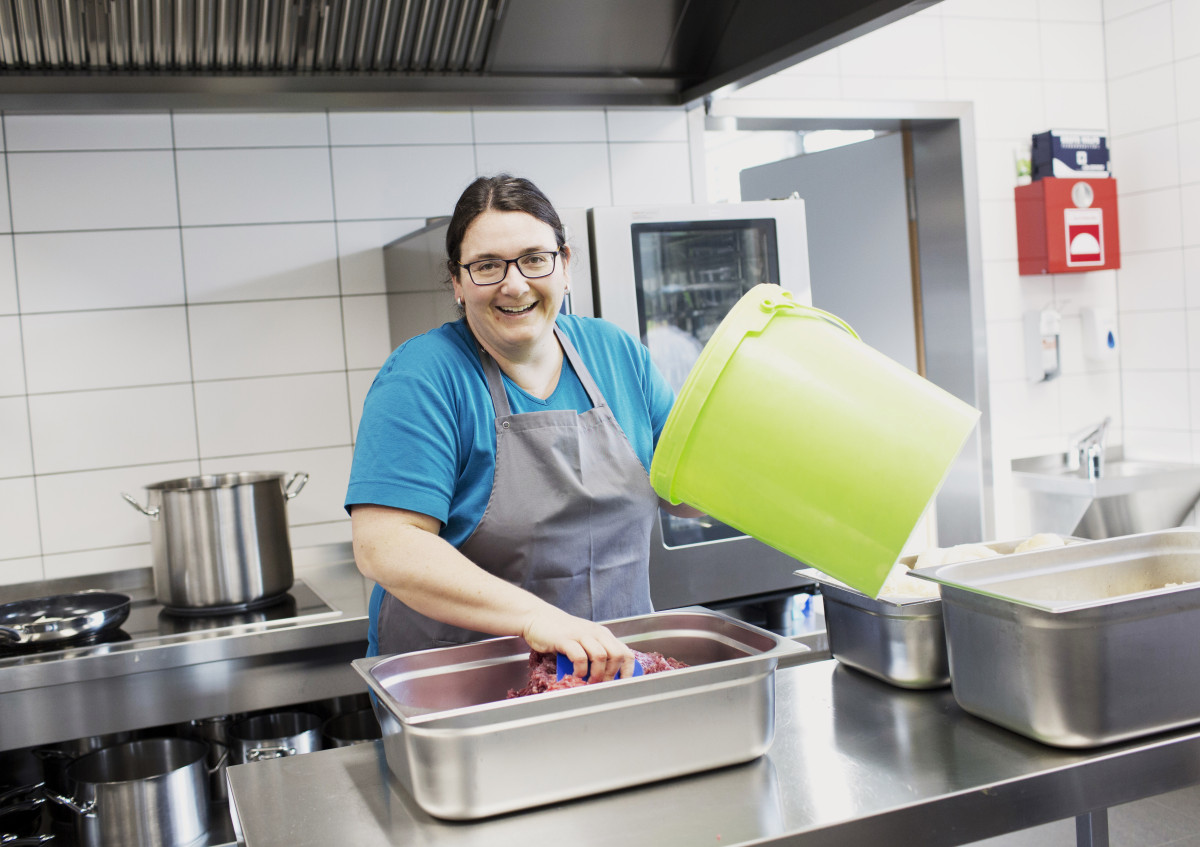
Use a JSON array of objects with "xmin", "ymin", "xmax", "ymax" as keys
[{"xmin": 444, "ymin": 174, "xmax": 566, "ymax": 283}]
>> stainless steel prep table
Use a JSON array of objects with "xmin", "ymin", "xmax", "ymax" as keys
[
  {"xmin": 0, "ymin": 550, "xmax": 372, "ymax": 752},
  {"xmin": 228, "ymin": 659, "xmax": 1200, "ymax": 847}
]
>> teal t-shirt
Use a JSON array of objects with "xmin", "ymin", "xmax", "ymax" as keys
[{"xmin": 345, "ymin": 314, "xmax": 675, "ymax": 655}]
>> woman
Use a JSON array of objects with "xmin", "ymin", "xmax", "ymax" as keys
[{"xmin": 346, "ymin": 174, "xmax": 700, "ymax": 682}]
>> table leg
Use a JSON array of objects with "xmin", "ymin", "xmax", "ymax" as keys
[{"xmin": 1075, "ymin": 809, "xmax": 1110, "ymax": 847}]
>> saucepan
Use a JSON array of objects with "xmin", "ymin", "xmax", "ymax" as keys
[
  {"xmin": 0, "ymin": 592, "xmax": 130, "ymax": 647},
  {"xmin": 48, "ymin": 738, "xmax": 211, "ymax": 847}
]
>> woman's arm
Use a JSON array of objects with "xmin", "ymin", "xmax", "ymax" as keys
[{"xmin": 351, "ymin": 503, "xmax": 636, "ymax": 680}]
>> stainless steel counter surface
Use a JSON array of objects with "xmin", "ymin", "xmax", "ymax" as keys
[
  {"xmin": 228, "ymin": 659, "xmax": 1200, "ymax": 847},
  {"xmin": 0, "ymin": 549, "xmax": 372, "ymax": 751}
]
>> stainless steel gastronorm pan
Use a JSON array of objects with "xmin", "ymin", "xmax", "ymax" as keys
[
  {"xmin": 352, "ymin": 608, "xmax": 808, "ymax": 820},
  {"xmin": 797, "ymin": 567, "xmax": 947, "ymax": 689},
  {"xmin": 795, "ymin": 539, "xmax": 1048, "ymax": 690},
  {"xmin": 913, "ymin": 529, "xmax": 1200, "ymax": 747}
]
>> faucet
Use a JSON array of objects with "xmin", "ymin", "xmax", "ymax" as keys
[{"xmin": 1069, "ymin": 416, "xmax": 1111, "ymax": 479}]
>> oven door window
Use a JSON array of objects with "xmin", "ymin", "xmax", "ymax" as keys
[{"xmin": 632, "ymin": 218, "xmax": 780, "ymax": 548}]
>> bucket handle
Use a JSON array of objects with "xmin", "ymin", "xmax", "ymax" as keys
[
  {"xmin": 284, "ymin": 472, "xmax": 309, "ymax": 500},
  {"xmin": 120, "ymin": 492, "xmax": 160, "ymax": 519},
  {"xmin": 759, "ymin": 293, "xmax": 861, "ymax": 340}
]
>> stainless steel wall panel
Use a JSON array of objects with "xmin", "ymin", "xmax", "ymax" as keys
[
  {"xmin": 332, "ymin": 0, "xmax": 356, "ymax": 69},
  {"xmin": 254, "ymin": 0, "xmax": 275, "ymax": 68},
  {"xmin": 0, "ymin": 1, "xmax": 18, "ymax": 65},
  {"xmin": 14, "ymin": 0, "xmax": 42, "ymax": 66},
  {"xmin": 37, "ymin": 0, "xmax": 63, "ymax": 65},
  {"xmin": 174, "ymin": 0, "xmax": 194, "ymax": 67},
  {"xmin": 235, "ymin": 0, "xmax": 258, "ymax": 68},
  {"xmin": 60, "ymin": 0, "xmax": 86, "ymax": 66}
]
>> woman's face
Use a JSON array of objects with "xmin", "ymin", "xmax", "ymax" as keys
[{"xmin": 453, "ymin": 209, "xmax": 570, "ymax": 363}]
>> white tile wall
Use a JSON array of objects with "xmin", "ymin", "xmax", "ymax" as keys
[
  {"xmin": 0, "ymin": 105, "xmax": 704, "ymax": 580},
  {"xmin": 1041, "ymin": 22, "xmax": 1108, "ymax": 80},
  {"xmin": 336, "ymin": 219, "xmax": 425, "ymax": 295},
  {"xmin": 5, "ymin": 114, "xmax": 174, "ymax": 151},
  {"xmin": 473, "ymin": 143, "xmax": 614, "ymax": 209},
  {"xmin": 1114, "ymin": 125, "xmax": 1181, "ymax": 192},
  {"xmin": 1, "ymin": 6, "xmax": 1195, "ymax": 577},
  {"xmin": 182, "ymin": 223, "xmax": 341, "ymax": 302},
  {"xmin": 718, "ymin": 0, "xmax": 1196, "ymax": 541},
  {"xmin": 172, "ymin": 112, "xmax": 329, "ymax": 147},
  {"xmin": 1176, "ymin": 0, "xmax": 1200, "ymax": 60},
  {"xmin": 1118, "ymin": 248, "xmax": 1187, "ymax": 311},
  {"xmin": 1103, "ymin": 2, "xmax": 1174, "ymax": 78},
  {"xmin": 188, "ymin": 299, "xmax": 346, "ymax": 380},
  {"xmin": 176, "ymin": 148, "xmax": 335, "ymax": 226},
  {"xmin": 0, "ymin": 396, "xmax": 32, "ymax": 477},
  {"xmin": 0, "ymin": 316, "xmax": 24, "ymax": 395},
  {"xmin": 330, "ymin": 144, "xmax": 476, "ymax": 220},
  {"xmin": 28, "ymin": 384, "xmax": 198, "ymax": 475},
  {"xmin": 193, "ymin": 372, "xmax": 350, "ymax": 458},
  {"xmin": 472, "ymin": 111, "xmax": 607, "ymax": 143},
  {"xmin": 329, "ymin": 111, "xmax": 473, "ymax": 146},
  {"xmin": 0, "ymin": 237, "xmax": 16, "ymax": 314},
  {"xmin": 14, "ymin": 229, "xmax": 185, "ymax": 312},
  {"xmin": 8, "ymin": 151, "xmax": 179, "ymax": 232},
  {"xmin": 1107, "ymin": 64, "xmax": 1177, "ymax": 135},
  {"xmin": 21, "ymin": 307, "xmax": 192, "ymax": 393}
]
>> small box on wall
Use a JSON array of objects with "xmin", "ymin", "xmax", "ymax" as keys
[
  {"xmin": 1015, "ymin": 177, "xmax": 1120, "ymax": 275},
  {"xmin": 1031, "ymin": 130, "xmax": 1110, "ymax": 180}
]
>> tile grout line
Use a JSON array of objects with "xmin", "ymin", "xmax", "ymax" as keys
[
  {"xmin": 2, "ymin": 110, "xmax": 48, "ymax": 580},
  {"xmin": 169, "ymin": 110, "xmax": 204, "ymax": 476}
]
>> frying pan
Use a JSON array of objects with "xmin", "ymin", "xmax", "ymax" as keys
[{"xmin": 0, "ymin": 591, "xmax": 130, "ymax": 646}]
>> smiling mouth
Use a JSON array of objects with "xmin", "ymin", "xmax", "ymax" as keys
[{"xmin": 497, "ymin": 303, "xmax": 537, "ymax": 315}]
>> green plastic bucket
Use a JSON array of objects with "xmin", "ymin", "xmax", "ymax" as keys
[{"xmin": 650, "ymin": 284, "xmax": 980, "ymax": 598}]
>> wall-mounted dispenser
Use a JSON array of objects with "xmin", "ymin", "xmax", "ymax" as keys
[
  {"xmin": 1025, "ymin": 307, "xmax": 1062, "ymax": 382},
  {"xmin": 1081, "ymin": 308, "xmax": 1118, "ymax": 363}
]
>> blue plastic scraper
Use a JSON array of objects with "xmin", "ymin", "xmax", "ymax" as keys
[{"xmin": 556, "ymin": 652, "xmax": 644, "ymax": 682}]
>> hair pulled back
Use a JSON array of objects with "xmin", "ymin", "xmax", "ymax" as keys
[{"xmin": 444, "ymin": 174, "xmax": 566, "ymax": 283}]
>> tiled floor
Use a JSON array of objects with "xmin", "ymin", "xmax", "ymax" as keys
[{"xmin": 968, "ymin": 784, "xmax": 1200, "ymax": 846}]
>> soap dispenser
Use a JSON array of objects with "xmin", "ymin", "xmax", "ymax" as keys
[{"xmin": 1024, "ymin": 307, "xmax": 1062, "ymax": 382}]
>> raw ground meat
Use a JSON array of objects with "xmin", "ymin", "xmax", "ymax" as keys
[{"xmin": 507, "ymin": 649, "xmax": 688, "ymax": 698}]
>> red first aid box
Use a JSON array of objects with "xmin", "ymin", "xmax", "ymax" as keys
[{"xmin": 1015, "ymin": 177, "xmax": 1120, "ymax": 275}]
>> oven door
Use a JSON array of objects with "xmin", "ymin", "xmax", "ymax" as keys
[{"xmin": 588, "ymin": 200, "xmax": 814, "ymax": 609}]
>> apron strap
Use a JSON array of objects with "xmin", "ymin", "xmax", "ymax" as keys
[{"xmin": 474, "ymin": 323, "xmax": 607, "ymax": 416}]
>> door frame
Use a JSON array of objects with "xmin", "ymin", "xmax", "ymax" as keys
[{"xmin": 689, "ymin": 99, "xmax": 995, "ymax": 544}]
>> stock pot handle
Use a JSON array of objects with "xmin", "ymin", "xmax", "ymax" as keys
[
  {"xmin": 120, "ymin": 492, "xmax": 160, "ymax": 519},
  {"xmin": 46, "ymin": 791, "xmax": 96, "ymax": 817},
  {"xmin": 247, "ymin": 745, "xmax": 297, "ymax": 761},
  {"xmin": 284, "ymin": 472, "xmax": 309, "ymax": 500}
]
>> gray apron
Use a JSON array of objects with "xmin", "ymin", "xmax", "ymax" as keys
[{"xmin": 378, "ymin": 324, "xmax": 659, "ymax": 654}]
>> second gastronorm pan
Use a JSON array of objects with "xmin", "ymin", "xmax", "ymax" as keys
[
  {"xmin": 912, "ymin": 528, "xmax": 1200, "ymax": 748},
  {"xmin": 0, "ymin": 591, "xmax": 130, "ymax": 646},
  {"xmin": 796, "ymin": 567, "xmax": 948, "ymax": 689},
  {"xmin": 353, "ymin": 608, "xmax": 809, "ymax": 820},
  {"xmin": 794, "ymin": 538, "xmax": 1079, "ymax": 689}
]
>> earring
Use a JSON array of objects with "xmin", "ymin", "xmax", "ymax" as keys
[{"xmin": 456, "ymin": 297, "xmax": 463, "ymax": 307}]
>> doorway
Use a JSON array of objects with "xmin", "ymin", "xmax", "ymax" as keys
[{"xmin": 699, "ymin": 106, "xmax": 994, "ymax": 546}]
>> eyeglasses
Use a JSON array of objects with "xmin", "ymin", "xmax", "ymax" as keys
[{"xmin": 459, "ymin": 251, "xmax": 559, "ymax": 286}]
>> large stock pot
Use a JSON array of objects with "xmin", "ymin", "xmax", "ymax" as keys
[{"xmin": 123, "ymin": 471, "xmax": 308, "ymax": 612}]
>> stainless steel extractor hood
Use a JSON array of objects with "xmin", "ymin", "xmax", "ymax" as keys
[{"xmin": 0, "ymin": 0, "xmax": 937, "ymax": 110}]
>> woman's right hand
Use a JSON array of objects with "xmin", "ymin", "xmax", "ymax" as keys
[{"xmin": 521, "ymin": 605, "xmax": 635, "ymax": 682}]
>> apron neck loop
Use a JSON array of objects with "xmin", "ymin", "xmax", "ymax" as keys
[{"xmin": 473, "ymin": 323, "xmax": 608, "ymax": 416}]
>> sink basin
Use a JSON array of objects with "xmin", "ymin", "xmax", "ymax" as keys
[{"xmin": 1011, "ymin": 447, "xmax": 1200, "ymax": 539}]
